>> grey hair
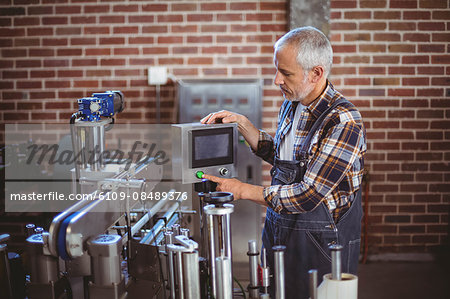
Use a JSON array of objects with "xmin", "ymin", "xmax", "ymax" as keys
[{"xmin": 274, "ymin": 26, "xmax": 333, "ymax": 77}]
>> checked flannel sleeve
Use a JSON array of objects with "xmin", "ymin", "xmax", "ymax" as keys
[{"xmin": 263, "ymin": 118, "xmax": 365, "ymax": 215}]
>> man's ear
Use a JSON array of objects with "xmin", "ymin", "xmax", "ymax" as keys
[{"xmin": 310, "ymin": 66, "xmax": 324, "ymax": 83}]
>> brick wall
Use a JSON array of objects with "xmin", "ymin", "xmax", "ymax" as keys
[
  {"xmin": 0, "ymin": 0, "xmax": 449, "ymax": 255},
  {"xmin": 329, "ymin": 0, "xmax": 450, "ymax": 254}
]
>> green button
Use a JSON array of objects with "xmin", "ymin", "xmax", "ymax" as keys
[{"xmin": 195, "ymin": 171, "xmax": 204, "ymax": 179}]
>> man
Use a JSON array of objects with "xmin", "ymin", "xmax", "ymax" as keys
[{"xmin": 201, "ymin": 26, "xmax": 366, "ymax": 299}]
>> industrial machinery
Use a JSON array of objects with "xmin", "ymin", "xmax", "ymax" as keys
[{"xmin": 1, "ymin": 90, "xmax": 357, "ymax": 299}]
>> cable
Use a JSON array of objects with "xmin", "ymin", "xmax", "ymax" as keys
[{"xmin": 233, "ymin": 276, "xmax": 247, "ymax": 299}]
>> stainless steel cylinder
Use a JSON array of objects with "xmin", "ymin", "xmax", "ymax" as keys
[
  {"xmin": 215, "ymin": 256, "xmax": 232, "ymax": 299},
  {"xmin": 261, "ymin": 247, "xmax": 270, "ymax": 290},
  {"xmin": 247, "ymin": 240, "xmax": 259, "ymax": 298},
  {"xmin": 26, "ymin": 224, "xmax": 36, "ymax": 237},
  {"xmin": 176, "ymin": 251, "xmax": 184, "ymax": 299},
  {"xmin": 204, "ymin": 203, "xmax": 234, "ymax": 298},
  {"xmin": 273, "ymin": 245, "xmax": 286, "ymax": 299},
  {"xmin": 330, "ymin": 244, "xmax": 343, "ymax": 280},
  {"xmin": 172, "ymin": 224, "xmax": 181, "ymax": 236},
  {"xmin": 180, "ymin": 228, "xmax": 190, "ymax": 238},
  {"xmin": 308, "ymin": 269, "xmax": 318, "ymax": 299},
  {"xmin": 87, "ymin": 235, "xmax": 122, "ymax": 286},
  {"xmin": 182, "ymin": 251, "xmax": 200, "ymax": 299},
  {"xmin": 26, "ymin": 234, "xmax": 59, "ymax": 284},
  {"xmin": 34, "ymin": 227, "xmax": 44, "ymax": 235}
]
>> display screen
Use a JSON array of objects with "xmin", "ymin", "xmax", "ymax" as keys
[{"xmin": 191, "ymin": 127, "xmax": 233, "ymax": 168}]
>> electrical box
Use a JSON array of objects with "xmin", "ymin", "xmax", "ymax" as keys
[{"xmin": 148, "ymin": 66, "xmax": 168, "ymax": 85}]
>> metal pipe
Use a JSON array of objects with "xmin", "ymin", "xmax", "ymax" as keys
[
  {"xmin": 176, "ymin": 251, "xmax": 184, "ymax": 299},
  {"xmin": 273, "ymin": 245, "xmax": 286, "ymax": 299},
  {"xmin": 308, "ymin": 269, "xmax": 318, "ymax": 299},
  {"xmin": 26, "ymin": 224, "xmax": 35, "ymax": 237},
  {"xmin": 182, "ymin": 251, "xmax": 200, "ymax": 299},
  {"xmin": 330, "ymin": 244, "xmax": 343, "ymax": 280},
  {"xmin": 180, "ymin": 228, "xmax": 189, "ymax": 238},
  {"xmin": 261, "ymin": 247, "xmax": 270, "ymax": 294},
  {"xmin": 247, "ymin": 240, "xmax": 259, "ymax": 298},
  {"xmin": 207, "ymin": 213, "xmax": 217, "ymax": 297},
  {"xmin": 215, "ymin": 256, "xmax": 232, "ymax": 299}
]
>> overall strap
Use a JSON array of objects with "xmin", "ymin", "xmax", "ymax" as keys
[{"xmin": 299, "ymin": 98, "xmax": 348, "ymax": 154}]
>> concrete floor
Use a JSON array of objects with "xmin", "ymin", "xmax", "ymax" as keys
[
  {"xmin": 358, "ymin": 262, "xmax": 449, "ymax": 299},
  {"xmin": 233, "ymin": 260, "xmax": 450, "ymax": 298}
]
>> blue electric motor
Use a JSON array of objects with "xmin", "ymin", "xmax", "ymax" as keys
[{"xmin": 77, "ymin": 90, "xmax": 124, "ymax": 121}]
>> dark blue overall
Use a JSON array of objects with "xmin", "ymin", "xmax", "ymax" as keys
[{"xmin": 262, "ymin": 99, "xmax": 363, "ymax": 299}]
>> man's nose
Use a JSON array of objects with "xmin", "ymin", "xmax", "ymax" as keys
[{"xmin": 274, "ymin": 71, "xmax": 284, "ymax": 86}]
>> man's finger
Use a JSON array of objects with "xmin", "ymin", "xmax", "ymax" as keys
[{"xmin": 202, "ymin": 174, "xmax": 222, "ymax": 183}]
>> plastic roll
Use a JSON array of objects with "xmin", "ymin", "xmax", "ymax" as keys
[{"xmin": 317, "ymin": 273, "xmax": 358, "ymax": 299}]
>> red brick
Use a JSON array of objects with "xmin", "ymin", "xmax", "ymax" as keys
[
  {"xmin": 100, "ymin": 58, "xmax": 125, "ymax": 66},
  {"xmin": 401, "ymin": 121, "xmax": 428, "ymax": 129},
  {"xmin": 87, "ymin": 70, "xmax": 112, "ymax": 77},
  {"xmin": 401, "ymin": 99, "xmax": 428, "ymax": 108},
  {"xmin": 230, "ymin": 2, "xmax": 257, "ymax": 10},
  {"xmin": 373, "ymin": 99, "xmax": 401, "ymax": 107},
  {"xmin": 344, "ymin": 11, "xmax": 371, "ymax": 19},
  {"xmin": 343, "ymin": 56, "xmax": 370, "ymax": 63},
  {"xmin": 202, "ymin": 68, "xmax": 227, "ymax": 76},
  {"xmin": 389, "ymin": 22, "xmax": 416, "ymax": 31},
  {"xmin": 28, "ymin": 6, "xmax": 53, "ymax": 15},
  {"xmin": 331, "ymin": 0, "xmax": 357, "ymax": 8},
  {"xmin": 114, "ymin": 48, "xmax": 139, "ymax": 55},
  {"xmin": 418, "ymin": 22, "xmax": 446, "ymax": 31},
  {"xmin": 330, "ymin": 22, "xmax": 357, "ymax": 31},
  {"xmin": 260, "ymin": 2, "xmax": 287, "ymax": 10},
  {"xmin": 373, "ymin": 77, "xmax": 400, "ymax": 86},
  {"xmin": 142, "ymin": 4, "xmax": 167, "ymax": 12},
  {"xmin": 172, "ymin": 25, "xmax": 197, "ymax": 33},
  {"xmin": 99, "ymin": 15, "xmax": 124, "ymax": 24},
  {"xmin": 388, "ymin": 89, "xmax": 415, "ymax": 97},
  {"xmin": 202, "ymin": 46, "xmax": 227, "ymax": 54},
  {"xmin": 201, "ymin": 25, "xmax": 227, "ymax": 33},
  {"xmin": 373, "ymin": 122, "xmax": 400, "ymax": 129},
  {"xmin": 201, "ymin": 3, "xmax": 226, "ymax": 11},
  {"xmin": 417, "ymin": 89, "xmax": 444, "ymax": 97},
  {"xmin": 333, "ymin": 45, "xmax": 356, "ymax": 53},
  {"xmin": 217, "ymin": 35, "xmax": 243, "ymax": 43},
  {"xmin": 57, "ymin": 48, "xmax": 82, "ymax": 56},
  {"xmin": 84, "ymin": 5, "xmax": 109, "ymax": 14},
  {"xmin": 232, "ymin": 68, "xmax": 258, "ymax": 76},
  {"xmin": 388, "ymin": 66, "xmax": 415, "ymax": 75},
  {"xmin": 187, "ymin": 14, "xmax": 213, "ymax": 22},
  {"xmin": 247, "ymin": 13, "xmax": 273, "ymax": 22},
  {"xmin": 405, "ymin": 34, "xmax": 428, "ymax": 44},
  {"xmin": 402, "ymin": 56, "xmax": 429, "ymax": 64},
  {"xmin": 113, "ymin": 4, "xmax": 138, "ymax": 12},
  {"xmin": 390, "ymin": 1, "xmax": 418, "ymax": 8},
  {"xmin": 42, "ymin": 17, "xmax": 68, "ymax": 25},
  {"xmin": 402, "ymin": 77, "xmax": 429, "ymax": 86},
  {"xmin": 173, "ymin": 47, "xmax": 197, "ymax": 54},
  {"xmin": 100, "ymin": 37, "xmax": 125, "ymax": 45},
  {"xmin": 157, "ymin": 14, "xmax": 183, "ymax": 23},
  {"xmin": 129, "ymin": 36, "xmax": 154, "ymax": 45},
  {"xmin": 359, "ymin": 66, "xmax": 386, "ymax": 75},
  {"xmin": 29, "ymin": 91, "xmax": 55, "ymax": 99},
  {"xmin": 419, "ymin": 0, "xmax": 447, "ymax": 8},
  {"xmin": 404, "ymin": 11, "xmax": 431, "ymax": 19},
  {"xmin": 71, "ymin": 17, "xmax": 95, "ymax": 25},
  {"xmin": 72, "ymin": 59, "xmax": 97, "ymax": 67},
  {"xmin": 43, "ymin": 59, "xmax": 69, "ymax": 67},
  {"xmin": 360, "ymin": 44, "xmax": 386, "ymax": 52},
  {"xmin": 142, "ymin": 48, "xmax": 168, "ymax": 55},
  {"xmin": 343, "ymin": 33, "xmax": 370, "ymax": 42},
  {"xmin": 70, "ymin": 38, "xmax": 95, "ymax": 45},
  {"xmin": 374, "ymin": 11, "xmax": 401, "ymax": 20},
  {"xmin": 55, "ymin": 5, "xmax": 81, "ymax": 14},
  {"xmin": 431, "ymin": 55, "xmax": 450, "ymax": 64},
  {"xmin": 85, "ymin": 48, "xmax": 110, "ymax": 56},
  {"xmin": 361, "ymin": 0, "xmax": 387, "ymax": 8},
  {"xmin": 359, "ymin": 22, "xmax": 386, "ymax": 30},
  {"xmin": 373, "ymin": 55, "xmax": 400, "ymax": 64},
  {"xmin": 84, "ymin": 26, "xmax": 109, "ymax": 35},
  {"xmin": 171, "ymin": 3, "xmax": 197, "ymax": 11}
]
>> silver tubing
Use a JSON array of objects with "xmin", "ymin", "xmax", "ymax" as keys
[
  {"xmin": 273, "ymin": 245, "xmax": 286, "ymax": 299},
  {"xmin": 308, "ymin": 269, "xmax": 318, "ymax": 299},
  {"xmin": 247, "ymin": 240, "xmax": 259, "ymax": 298},
  {"xmin": 182, "ymin": 251, "xmax": 200, "ymax": 299},
  {"xmin": 176, "ymin": 251, "xmax": 184, "ymax": 299},
  {"xmin": 215, "ymin": 256, "xmax": 232, "ymax": 299},
  {"xmin": 99, "ymin": 123, "xmax": 105, "ymax": 168},
  {"xmin": 204, "ymin": 203, "xmax": 234, "ymax": 298},
  {"xmin": 330, "ymin": 244, "xmax": 343, "ymax": 280},
  {"xmin": 172, "ymin": 224, "xmax": 181, "ymax": 236},
  {"xmin": 261, "ymin": 247, "xmax": 270, "ymax": 293},
  {"xmin": 26, "ymin": 224, "xmax": 35, "ymax": 237},
  {"xmin": 168, "ymin": 248, "xmax": 176, "ymax": 299},
  {"xmin": 180, "ymin": 228, "xmax": 189, "ymax": 238}
]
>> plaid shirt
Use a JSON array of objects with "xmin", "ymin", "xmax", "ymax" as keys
[{"xmin": 255, "ymin": 81, "xmax": 366, "ymax": 221}]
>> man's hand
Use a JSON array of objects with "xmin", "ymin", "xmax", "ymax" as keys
[
  {"xmin": 202, "ymin": 174, "xmax": 267, "ymax": 206},
  {"xmin": 200, "ymin": 110, "xmax": 260, "ymax": 151}
]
